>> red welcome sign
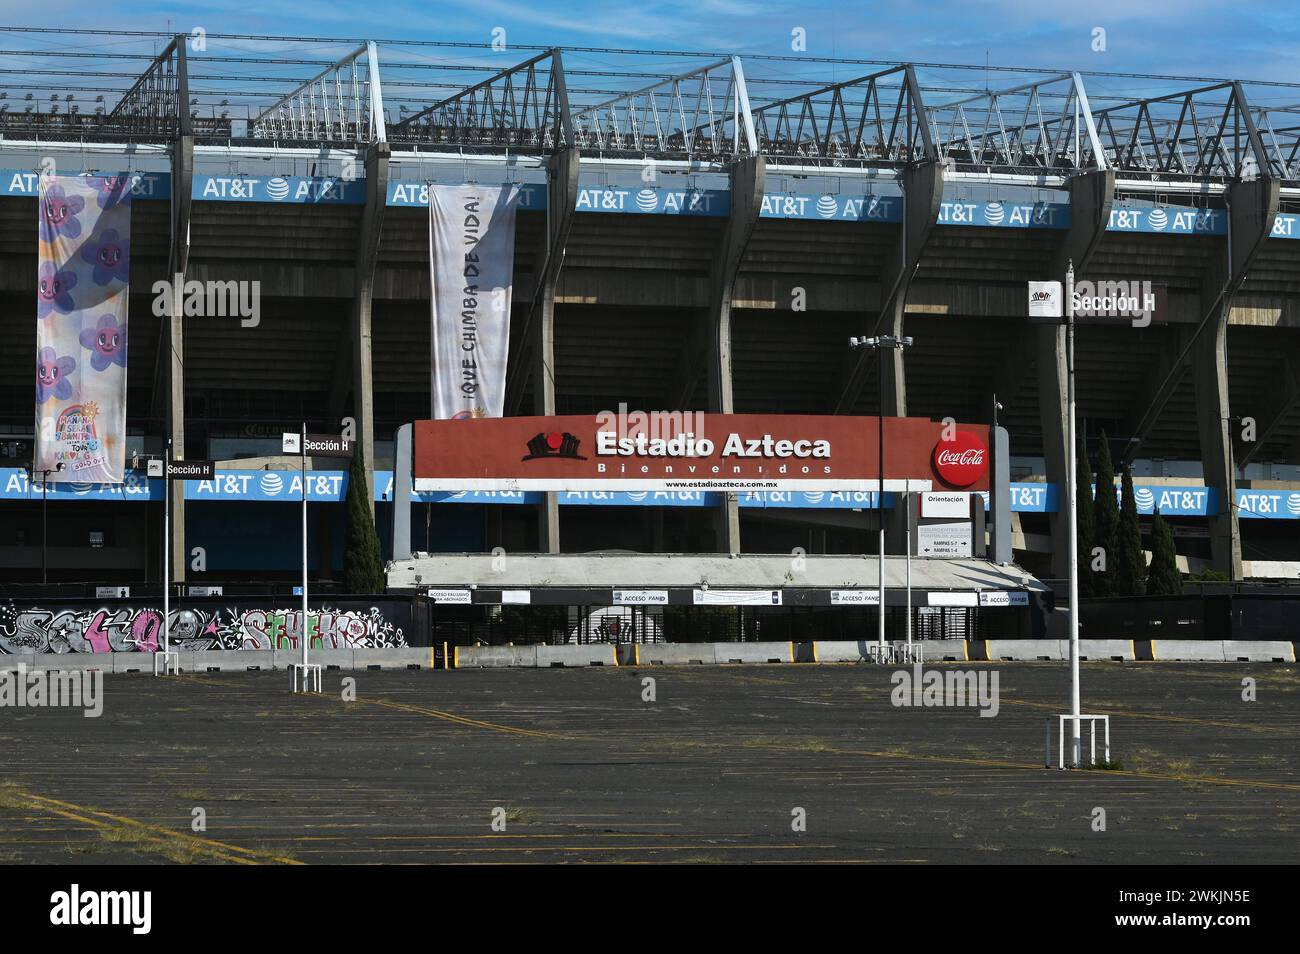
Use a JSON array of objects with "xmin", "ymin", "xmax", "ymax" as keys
[{"xmin": 414, "ymin": 414, "xmax": 991, "ymax": 493}]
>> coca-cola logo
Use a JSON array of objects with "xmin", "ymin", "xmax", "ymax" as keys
[{"xmin": 932, "ymin": 432, "xmax": 988, "ymax": 487}]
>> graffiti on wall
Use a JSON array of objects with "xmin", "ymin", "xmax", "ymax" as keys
[{"xmin": 0, "ymin": 603, "xmax": 408, "ymax": 654}]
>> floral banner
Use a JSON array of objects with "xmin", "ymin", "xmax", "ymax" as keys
[{"xmin": 36, "ymin": 175, "xmax": 131, "ymax": 483}]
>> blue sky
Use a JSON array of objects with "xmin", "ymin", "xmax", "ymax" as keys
[{"xmin": 5, "ymin": 1, "xmax": 1299, "ymax": 102}]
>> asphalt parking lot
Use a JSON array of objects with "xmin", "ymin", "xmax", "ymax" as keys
[{"xmin": 1, "ymin": 661, "xmax": 1297, "ymax": 864}]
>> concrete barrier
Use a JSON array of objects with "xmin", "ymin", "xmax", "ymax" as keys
[
  {"xmin": 352, "ymin": 647, "xmax": 429, "ymax": 670},
  {"xmin": 1078, "ymin": 639, "xmax": 1135, "ymax": 661},
  {"xmin": 635, "ymin": 643, "xmax": 718, "ymax": 665},
  {"xmin": 454, "ymin": 645, "xmax": 538, "ymax": 669},
  {"xmin": 24, "ymin": 653, "xmax": 111, "ymax": 672},
  {"xmin": 1151, "ymin": 640, "xmax": 1225, "ymax": 662},
  {"xmin": 925, "ymin": 639, "xmax": 969, "ymax": 661},
  {"xmin": 536, "ymin": 644, "xmax": 617, "ymax": 667},
  {"xmin": 111, "ymin": 653, "xmax": 158, "ymax": 673},
  {"xmin": 1220, "ymin": 640, "xmax": 1295, "ymax": 662},
  {"xmin": 986, "ymin": 639, "xmax": 1064, "ymax": 661},
  {"xmin": 714, "ymin": 641, "xmax": 793, "ymax": 664},
  {"xmin": 810, "ymin": 641, "xmax": 874, "ymax": 663}
]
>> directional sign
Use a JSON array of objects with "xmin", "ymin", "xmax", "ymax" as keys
[
  {"xmin": 426, "ymin": 588, "xmax": 472, "ymax": 604},
  {"xmin": 304, "ymin": 434, "xmax": 354, "ymax": 458},
  {"xmin": 165, "ymin": 460, "xmax": 215, "ymax": 480}
]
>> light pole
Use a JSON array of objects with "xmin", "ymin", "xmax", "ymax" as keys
[
  {"xmin": 300, "ymin": 421, "xmax": 309, "ymax": 676},
  {"xmin": 31, "ymin": 461, "xmax": 64, "ymax": 585},
  {"xmin": 1065, "ymin": 262, "xmax": 1082, "ymax": 767},
  {"xmin": 848, "ymin": 334, "xmax": 913, "ymax": 654}
]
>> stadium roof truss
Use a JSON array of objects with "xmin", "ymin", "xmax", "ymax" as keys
[
  {"xmin": 752, "ymin": 64, "xmax": 935, "ymax": 167},
  {"xmin": 107, "ymin": 34, "xmax": 192, "ymax": 140},
  {"xmin": 250, "ymin": 41, "xmax": 385, "ymax": 145},
  {"xmin": 0, "ymin": 34, "xmax": 1297, "ymax": 190},
  {"xmin": 925, "ymin": 72, "xmax": 1105, "ymax": 174},
  {"xmin": 388, "ymin": 48, "xmax": 571, "ymax": 152},
  {"xmin": 1252, "ymin": 104, "xmax": 1300, "ymax": 183},
  {"xmin": 1092, "ymin": 81, "xmax": 1272, "ymax": 182},
  {"xmin": 570, "ymin": 56, "xmax": 756, "ymax": 162}
]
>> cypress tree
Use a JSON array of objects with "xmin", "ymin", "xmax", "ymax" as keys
[
  {"xmin": 1091, "ymin": 430, "xmax": 1120, "ymax": 596},
  {"xmin": 1117, "ymin": 465, "xmax": 1146, "ymax": 596},
  {"xmin": 344, "ymin": 444, "xmax": 386, "ymax": 594},
  {"xmin": 1146, "ymin": 508, "xmax": 1183, "ymax": 596},
  {"xmin": 1075, "ymin": 432, "xmax": 1096, "ymax": 596}
]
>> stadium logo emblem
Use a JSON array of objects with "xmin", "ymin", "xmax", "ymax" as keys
[
  {"xmin": 266, "ymin": 177, "xmax": 291, "ymax": 201},
  {"xmin": 816, "ymin": 195, "xmax": 838, "ymax": 218},
  {"xmin": 260, "ymin": 473, "xmax": 283, "ymax": 496},
  {"xmin": 1148, "ymin": 208, "xmax": 1168, "ymax": 231},
  {"xmin": 1288, "ymin": 492, "xmax": 1300, "ymax": 516},
  {"xmin": 1135, "ymin": 487, "xmax": 1155, "ymax": 510},
  {"xmin": 984, "ymin": 201, "xmax": 1006, "ymax": 225},
  {"xmin": 522, "ymin": 431, "xmax": 586, "ymax": 461},
  {"xmin": 635, "ymin": 189, "xmax": 658, "ymax": 212},
  {"xmin": 932, "ymin": 432, "xmax": 988, "ymax": 487}
]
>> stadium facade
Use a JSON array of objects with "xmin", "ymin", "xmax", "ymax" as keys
[{"xmin": 3, "ymin": 32, "xmax": 1300, "ymax": 642}]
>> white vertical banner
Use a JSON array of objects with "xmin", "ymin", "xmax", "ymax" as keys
[
  {"xmin": 36, "ymin": 175, "xmax": 132, "ymax": 483},
  {"xmin": 428, "ymin": 184, "xmax": 519, "ymax": 419}
]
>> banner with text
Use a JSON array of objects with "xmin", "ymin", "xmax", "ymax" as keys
[
  {"xmin": 429, "ymin": 184, "xmax": 519, "ymax": 420},
  {"xmin": 414, "ymin": 414, "xmax": 990, "ymax": 492},
  {"xmin": 36, "ymin": 175, "xmax": 131, "ymax": 483}
]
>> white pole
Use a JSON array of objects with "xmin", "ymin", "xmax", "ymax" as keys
[
  {"xmin": 301, "ymin": 422, "xmax": 309, "ymax": 672},
  {"xmin": 162, "ymin": 440, "xmax": 170, "ymax": 661},
  {"xmin": 878, "ymin": 348, "xmax": 886, "ymax": 653},
  {"xmin": 905, "ymin": 486, "xmax": 912, "ymax": 647},
  {"xmin": 1066, "ymin": 261, "xmax": 1081, "ymax": 767}
]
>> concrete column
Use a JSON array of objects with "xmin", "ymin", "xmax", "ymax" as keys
[
  {"xmin": 332, "ymin": 143, "xmax": 389, "ymax": 515},
  {"xmin": 391, "ymin": 423, "xmax": 412, "ymax": 561},
  {"xmin": 711, "ymin": 157, "xmax": 765, "ymax": 553},
  {"xmin": 1194, "ymin": 177, "xmax": 1279, "ymax": 579},
  {"xmin": 1038, "ymin": 170, "xmax": 1115, "ymax": 578},
  {"xmin": 534, "ymin": 147, "xmax": 580, "ymax": 552},
  {"xmin": 835, "ymin": 160, "xmax": 942, "ymax": 416},
  {"xmin": 168, "ymin": 134, "xmax": 194, "ymax": 583}
]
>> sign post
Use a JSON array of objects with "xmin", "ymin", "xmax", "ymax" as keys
[
  {"xmin": 1028, "ymin": 270, "xmax": 1084, "ymax": 768},
  {"xmin": 1065, "ymin": 263, "xmax": 1082, "ymax": 768},
  {"xmin": 156, "ymin": 446, "xmax": 172, "ymax": 675},
  {"xmin": 151, "ymin": 453, "xmax": 214, "ymax": 676},
  {"xmin": 283, "ymin": 430, "xmax": 353, "ymax": 693}
]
